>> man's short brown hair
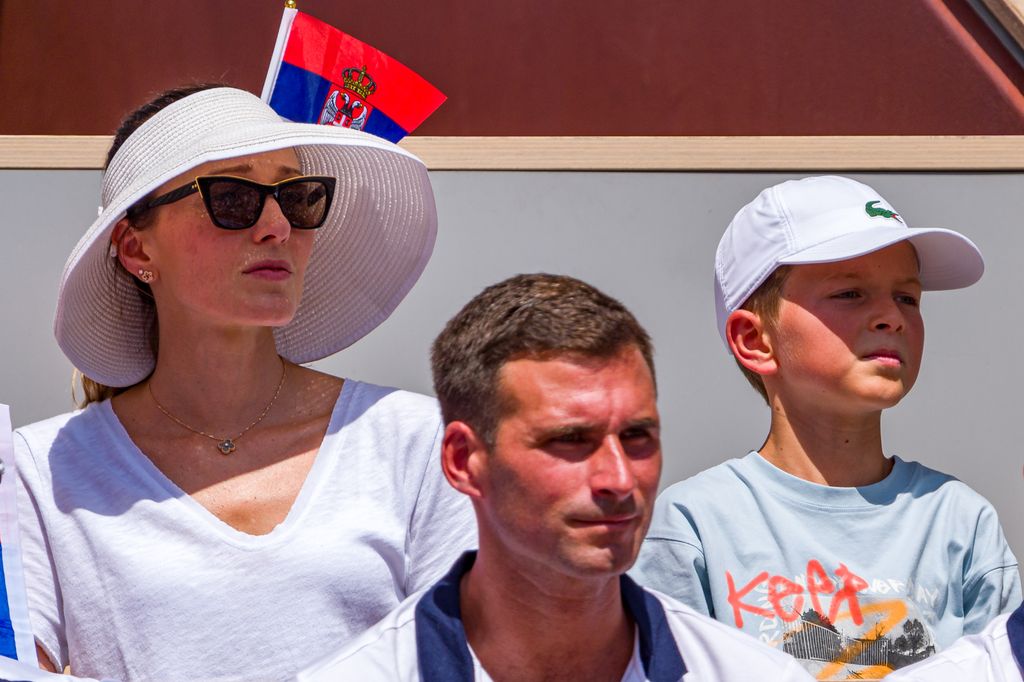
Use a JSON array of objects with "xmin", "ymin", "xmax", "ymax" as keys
[
  {"xmin": 733, "ymin": 266, "xmax": 791, "ymax": 404},
  {"xmin": 431, "ymin": 273, "xmax": 655, "ymax": 447}
]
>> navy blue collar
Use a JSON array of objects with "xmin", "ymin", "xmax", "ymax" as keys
[
  {"xmin": 1008, "ymin": 602, "xmax": 1024, "ymax": 673},
  {"xmin": 414, "ymin": 551, "xmax": 687, "ymax": 681}
]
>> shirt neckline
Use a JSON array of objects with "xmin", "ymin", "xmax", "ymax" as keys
[
  {"xmin": 413, "ymin": 551, "xmax": 686, "ymax": 682},
  {"xmin": 95, "ymin": 378, "xmax": 354, "ymax": 549},
  {"xmin": 737, "ymin": 451, "xmax": 915, "ymax": 510},
  {"xmin": 468, "ymin": 626, "xmax": 645, "ymax": 681}
]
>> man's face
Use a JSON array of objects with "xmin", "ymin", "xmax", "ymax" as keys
[
  {"xmin": 769, "ymin": 241, "xmax": 925, "ymax": 414},
  {"xmin": 475, "ymin": 345, "xmax": 661, "ymax": 580}
]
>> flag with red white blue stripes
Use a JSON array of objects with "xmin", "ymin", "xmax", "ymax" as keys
[{"xmin": 261, "ymin": 8, "xmax": 446, "ymax": 143}]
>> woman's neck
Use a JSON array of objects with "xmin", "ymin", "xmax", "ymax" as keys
[{"xmin": 145, "ymin": 323, "xmax": 285, "ymax": 427}]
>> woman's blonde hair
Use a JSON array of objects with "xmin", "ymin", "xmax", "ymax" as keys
[{"xmin": 73, "ymin": 371, "xmax": 126, "ymax": 407}]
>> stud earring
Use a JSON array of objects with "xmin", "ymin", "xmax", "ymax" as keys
[{"xmin": 138, "ymin": 269, "xmax": 155, "ymax": 283}]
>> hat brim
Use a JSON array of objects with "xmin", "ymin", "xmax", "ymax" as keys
[
  {"xmin": 778, "ymin": 225, "xmax": 984, "ymax": 290},
  {"xmin": 55, "ymin": 89, "xmax": 436, "ymax": 387}
]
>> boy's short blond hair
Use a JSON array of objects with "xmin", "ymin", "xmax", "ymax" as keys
[{"xmin": 733, "ymin": 266, "xmax": 790, "ymax": 404}]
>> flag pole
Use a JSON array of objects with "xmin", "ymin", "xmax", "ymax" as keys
[{"xmin": 261, "ymin": 3, "xmax": 300, "ymax": 102}]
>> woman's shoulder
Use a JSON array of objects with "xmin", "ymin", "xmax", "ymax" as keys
[
  {"xmin": 337, "ymin": 379, "xmax": 440, "ymax": 421},
  {"xmin": 12, "ymin": 403, "xmax": 119, "ymax": 487},
  {"xmin": 323, "ymin": 379, "xmax": 443, "ymax": 463},
  {"xmin": 13, "ymin": 403, "xmax": 109, "ymax": 453},
  {"xmin": 288, "ymin": 365, "xmax": 436, "ymax": 417}
]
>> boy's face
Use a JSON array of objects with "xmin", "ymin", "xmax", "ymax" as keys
[{"xmin": 769, "ymin": 241, "xmax": 924, "ymax": 415}]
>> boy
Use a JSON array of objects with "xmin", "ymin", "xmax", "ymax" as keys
[{"xmin": 630, "ymin": 175, "xmax": 1021, "ymax": 680}]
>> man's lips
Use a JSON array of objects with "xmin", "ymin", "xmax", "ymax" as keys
[{"xmin": 570, "ymin": 514, "xmax": 641, "ymax": 526}]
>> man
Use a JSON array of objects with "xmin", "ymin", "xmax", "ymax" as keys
[{"xmin": 299, "ymin": 273, "xmax": 811, "ymax": 681}]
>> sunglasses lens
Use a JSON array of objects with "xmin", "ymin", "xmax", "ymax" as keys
[
  {"xmin": 199, "ymin": 177, "xmax": 334, "ymax": 230},
  {"xmin": 277, "ymin": 180, "xmax": 331, "ymax": 229},
  {"xmin": 205, "ymin": 180, "xmax": 262, "ymax": 229}
]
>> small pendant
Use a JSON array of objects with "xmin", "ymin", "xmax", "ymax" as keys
[{"xmin": 217, "ymin": 439, "xmax": 236, "ymax": 455}]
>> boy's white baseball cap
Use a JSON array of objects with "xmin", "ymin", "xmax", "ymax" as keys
[{"xmin": 714, "ymin": 175, "xmax": 984, "ymax": 347}]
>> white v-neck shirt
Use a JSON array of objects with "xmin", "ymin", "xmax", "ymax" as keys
[{"xmin": 13, "ymin": 380, "xmax": 477, "ymax": 682}]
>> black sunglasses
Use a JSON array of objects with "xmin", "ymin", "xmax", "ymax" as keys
[{"xmin": 128, "ymin": 175, "xmax": 337, "ymax": 230}]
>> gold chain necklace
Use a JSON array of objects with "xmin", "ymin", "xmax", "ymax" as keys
[{"xmin": 148, "ymin": 360, "xmax": 287, "ymax": 455}]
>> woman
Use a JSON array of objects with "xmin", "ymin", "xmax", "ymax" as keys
[{"xmin": 13, "ymin": 85, "xmax": 475, "ymax": 681}]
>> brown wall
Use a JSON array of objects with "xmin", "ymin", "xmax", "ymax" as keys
[{"xmin": 2, "ymin": 0, "xmax": 1024, "ymax": 135}]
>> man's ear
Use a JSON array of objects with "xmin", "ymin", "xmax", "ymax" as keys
[
  {"xmin": 441, "ymin": 421, "xmax": 489, "ymax": 498},
  {"xmin": 726, "ymin": 309, "xmax": 778, "ymax": 377},
  {"xmin": 111, "ymin": 218, "xmax": 155, "ymax": 280}
]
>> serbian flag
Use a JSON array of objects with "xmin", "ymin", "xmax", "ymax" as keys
[
  {"xmin": 261, "ymin": 8, "xmax": 446, "ymax": 143},
  {"xmin": 0, "ymin": 405, "xmax": 36, "ymax": 664}
]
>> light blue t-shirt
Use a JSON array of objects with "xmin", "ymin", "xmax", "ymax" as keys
[{"xmin": 630, "ymin": 453, "xmax": 1022, "ymax": 681}]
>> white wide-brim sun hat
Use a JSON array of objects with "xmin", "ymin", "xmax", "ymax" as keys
[{"xmin": 56, "ymin": 87, "xmax": 438, "ymax": 387}]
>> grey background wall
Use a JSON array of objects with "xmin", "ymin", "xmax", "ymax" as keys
[{"xmin": 2, "ymin": 169, "xmax": 1021, "ymax": 557}]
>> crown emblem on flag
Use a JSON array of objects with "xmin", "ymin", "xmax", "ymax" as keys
[{"xmin": 342, "ymin": 66, "xmax": 377, "ymax": 99}]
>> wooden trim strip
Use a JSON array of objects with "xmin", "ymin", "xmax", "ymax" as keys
[
  {"xmin": 980, "ymin": 0, "xmax": 1024, "ymax": 51},
  {"xmin": 3, "ymin": 135, "xmax": 1024, "ymax": 171},
  {"xmin": 0, "ymin": 136, "xmax": 112, "ymax": 170}
]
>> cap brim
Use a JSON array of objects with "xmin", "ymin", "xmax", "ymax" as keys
[{"xmin": 778, "ymin": 226, "xmax": 984, "ymax": 290}]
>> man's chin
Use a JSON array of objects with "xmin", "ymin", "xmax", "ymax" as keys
[{"xmin": 559, "ymin": 545, "xmax": 640, "ymax": 578}]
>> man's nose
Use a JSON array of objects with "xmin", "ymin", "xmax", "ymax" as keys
[{"xmin": 590, "ymin": 436, "xmax": 636, "ymax": 500}]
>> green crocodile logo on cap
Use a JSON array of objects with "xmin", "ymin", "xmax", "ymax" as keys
[{"xmin": 865, "ymin": 200, "xmax": 903, "ymax": 223}]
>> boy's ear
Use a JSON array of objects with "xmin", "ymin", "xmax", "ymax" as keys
[
  {"xmin": 726, "ymin": 309, "xmax": 779, "ymax": 377},
  {"xmin": 441, "ymin": 421, "xmax": 488, "ymax": 499}
]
